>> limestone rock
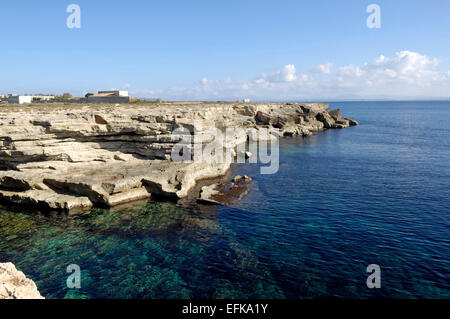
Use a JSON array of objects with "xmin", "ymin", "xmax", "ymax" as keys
[
  {"xmin": 346, "ymin": 118, "xmax": 359, "ymax": 126},
  {"xmin": 198, "ymin": 184, "xmax": 222, "ymax": 205},
  {"xmin": 0, "ymin": 102, "xmax": 357, "ymax": 211},
  {"xmin": 316, "ymin": 112, "xmax": 335, "ymax": 129},
  {"xmin": 233, "ymin": 175, "xmax": 253, "ymax": 184},
  {"xmin": 199, "ymin": 178, "xmax": 251, "ymax": 206},
  {"xmin": 0, "ymin": 263, "xmax": 44, "ymax": 299}
]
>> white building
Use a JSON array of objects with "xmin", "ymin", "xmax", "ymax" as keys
[
  {"xmin": 97, "ymin": 90, "xmax": 129, "ymax": 97},
  {"xmin": 243, "ymin": 98, "xmax": 251, "ymax": 103},
  {"xmin": 86, "ymin": 90, "xmax": 131, "ymax": 103},
  {"xmin": 33, "ymin": 95, "xmax": 55, "ymax": 101},
  {"xmin": 7, "ymin": 96, "xmax": 33, "ymax": 104}
]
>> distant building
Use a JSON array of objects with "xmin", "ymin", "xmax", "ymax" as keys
[
  {"xmin": 7, "ymin": 95, "xmax": 33, "ymax": 104},
  {"xmin": 97, "ymin": 90, "xmax": 129, "ymax": 97},
  {"xmin": 1, "ymin": 94, "xmax": 55, "ymax": 104},
  {"xmin": 243, "ymin": 98, "xmax": 251, "ymax": 103},
  {"xmin": 33, "ymin": 95, "xmax": 55, "ymax": 101},
  {"xmin": 86, "ymin": 90, "xmax": 131, "ymax": 103}
]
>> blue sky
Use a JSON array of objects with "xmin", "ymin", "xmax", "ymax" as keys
[{"xmin": 1, "ymin": 0, "xmax": 450, "ymax": 100}]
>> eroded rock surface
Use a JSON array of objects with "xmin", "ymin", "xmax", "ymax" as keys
[
  {"xmin": 0, "ymin": 102, "xmax": 357, "ymax": 211},
  {"xmin": 199, "ymin": 175, "xmax": 254, "ymax": 206},
  {"xmin": 0, "ymin": 263, "xmax": 44, "ymax": 299}
]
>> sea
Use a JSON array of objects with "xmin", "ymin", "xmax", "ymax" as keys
[{"xmin": 0, "ymin": 101, "xmax": 449, "ymax": 299}]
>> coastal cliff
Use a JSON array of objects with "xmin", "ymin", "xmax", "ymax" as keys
[{"xmin": 0, "ymin": 102, "xmax": 357, "ymax": 211}]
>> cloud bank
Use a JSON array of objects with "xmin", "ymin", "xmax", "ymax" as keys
[{"xmin": 133, "ymin": 51, "xmax": 450, "ymax": 101}]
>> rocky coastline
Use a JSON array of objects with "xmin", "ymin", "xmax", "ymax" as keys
[{"xmin": 0, "ymin": 102, "xmax": 357, "ymax": 212}]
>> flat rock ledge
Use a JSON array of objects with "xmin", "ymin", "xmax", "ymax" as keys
[
  {"xmin": 0, "ymin": 102, "xmax": 357, "ymax": 211},
  {"xmin": 199, "ymin": 175, "xmax": 253, "ymax": 206},
  {"xmin": 0, "ymin": 263, "xmax": 44, "ymax": 299}
]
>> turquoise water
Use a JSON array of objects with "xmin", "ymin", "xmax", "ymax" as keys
[{"xmin": 1, "ymin": 101, "xmax": 449, "ymax": 298}]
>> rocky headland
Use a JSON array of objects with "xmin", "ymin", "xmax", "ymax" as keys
[{"xmin": 0, "ymin": 102, "xmax": 357, "ymax": 211}]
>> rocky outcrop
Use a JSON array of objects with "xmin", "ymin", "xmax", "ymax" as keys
[
  {"xmin": 0, "ymin": 263, "xmax": 44, "ymax": 299},
  {"xmin": 0, "ymin": 102, "xmax": 357, "ymax": 211},
  {"xmin": 199, "ymin": 175, "xmax": 253, "ymax": 206}
]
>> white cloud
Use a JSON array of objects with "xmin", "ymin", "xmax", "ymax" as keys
[
  {"xmin": 135, "ymin": 51, "xmax": 450, "ymax": 100},
  {"xmin": 361, "ymin": 51, "xmax": 441, "ymax": 85},
  {"xmin": 320, "ymin": 51, "xmax": 447, "ymax": 97},
  {"xmin": 313, "ymin": 63, "xmax": 333, "ymax": 74},
  {"xmin": 257, "ymin": 64, "xmax": 298, "ymax": 83}
]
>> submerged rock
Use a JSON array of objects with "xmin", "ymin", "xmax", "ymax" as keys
[{"xmin": 0, "ymin": 263, "xmax": 44, "ymax": 299}]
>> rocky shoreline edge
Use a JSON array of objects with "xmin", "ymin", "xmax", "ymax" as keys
[
  {"xmin": 0, "ymin": 263, "xmax": 44, "ymax": 299},
  {"xmin": 0, "ymin": 102, "xmax": 357, "ymax": 212}
]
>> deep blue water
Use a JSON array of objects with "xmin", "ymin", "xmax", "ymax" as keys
[{"xmin": 1, "ymin": 101, "xmax": 449, "ymax": 298}]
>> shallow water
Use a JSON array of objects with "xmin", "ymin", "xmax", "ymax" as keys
[{"xmin": 1, "ymin": 101, "xmax": 449, "ymax": 298}]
